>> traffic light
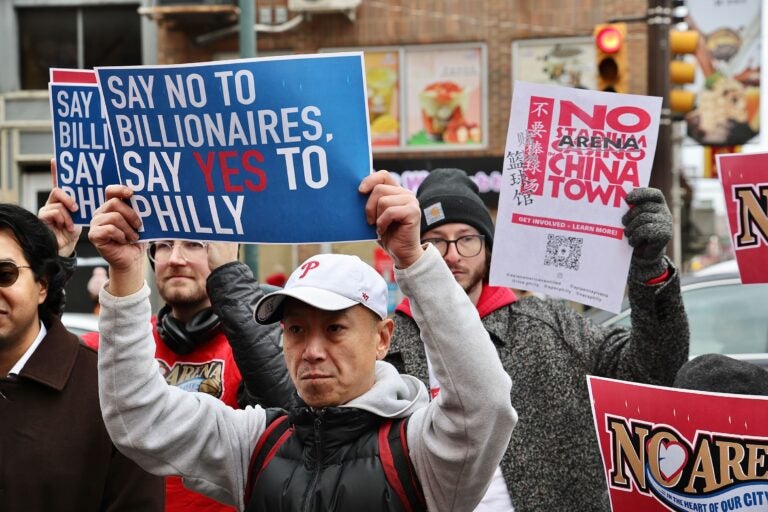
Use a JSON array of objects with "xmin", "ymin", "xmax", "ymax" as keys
[
  {"xmin": 669, "ymin": 29, "xmax": 699, "ymax": 113},
  {"xmin": 594, "ymin": 23, "xmax": 628, "ymax": 93}
]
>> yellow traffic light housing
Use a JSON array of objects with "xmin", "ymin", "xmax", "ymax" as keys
[
  {"xmin": 670, "ymin": 89, "xmax": 696, "ymax": 113},
  {"xmin": 594, "ymin": 23, "xmax": 628, "ymax": 93},
  {"xmin": 669, "ymin": 29, "xmax": 699, "ymax": 113}
]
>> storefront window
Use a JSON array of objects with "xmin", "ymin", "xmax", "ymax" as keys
[
  {"xmin": 17, "ymin": 4, "xmax": 141, "ymax": 90},
  {"xmin": 18, "ymin": 8, "xmax": 77, "ymax": 89},
  {"xmin": 83, "ymin": 7, "xmax": 141, "ymax": 70}
]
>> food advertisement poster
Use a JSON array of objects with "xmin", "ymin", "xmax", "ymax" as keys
[
  {"xmin": 589, "ymin": 376, "xmax": 768, "ymax": 512},
  {"xmin": 512, "ymin": 36, "xmax": 597, "ymax": 90},
  {"xmin": 365, "ymin": 50, "xmax": 400, "ymax": 148},
  {"xmin": 686, "ymin": 0, "xmax": 761, "ymax": 146},
  {"xmin": 404, "ymin": 45, "xmax": 485, "ymax": 148},
  {"xmin": 716, "ymin": 151, "xmax": 768, "ymax": 284},
  {"xmin": 490, "ymin": 81, "xmax": 661, "ymax": 313}
]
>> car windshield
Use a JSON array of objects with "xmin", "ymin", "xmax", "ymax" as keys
[{"xmin": 614, "ymin": 281, "xmax": 768, "ymax": 357}]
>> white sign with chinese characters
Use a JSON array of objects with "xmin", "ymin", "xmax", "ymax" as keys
[{"xmin": 490, "ymin": 81, "xmax": 661, "ymax": 312}]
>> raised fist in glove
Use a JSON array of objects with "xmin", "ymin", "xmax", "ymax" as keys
[{"xmin": 622, "ymin": 187, "xmax": 672, "ymax": 282}]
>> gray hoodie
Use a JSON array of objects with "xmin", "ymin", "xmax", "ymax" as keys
[{"xmin": 97, "ymin": 245, "xmax": 517, "ymax": 511}]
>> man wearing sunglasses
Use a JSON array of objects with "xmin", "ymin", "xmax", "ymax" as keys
[
  {"xmin": 39, "ymin": 186, "xmax": 296, "ymax": 512},
  {"xmin": 385, "ymin": 168, "xmax": 689, "ymax": 511},
  {"xmin": 0, "ymin": 203, "xmax": 164, "ymax": 511}
]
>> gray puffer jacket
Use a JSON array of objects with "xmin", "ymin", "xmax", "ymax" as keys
[
  {"xmin": 386, "ymin": 261, "xmax": 689, "ymax": 512},
  {"xmin": 207, "ymin": 261, "xmax": 300, "ymax": 410}
]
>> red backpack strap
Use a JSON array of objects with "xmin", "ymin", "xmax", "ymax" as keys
[
  {"xmin": 244, "ymin": 413, "xmax": 293, "ymax": 505},
  {"xmin": 378, "ymin": 417, "xmax": 427, "ymax": 512}
]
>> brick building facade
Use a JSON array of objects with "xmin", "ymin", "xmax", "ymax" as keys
[
  {"xmin": 154, "ymin": 0, "xmax": 648, "ymax": 159},
  {"xmin": 144, "ymin": 1, "xmax": 650, "ymax": 277}
]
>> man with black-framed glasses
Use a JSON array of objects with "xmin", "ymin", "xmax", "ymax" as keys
[{"xmin": 386, "ymin": 167, "xmax": 689, "ymax": 512}]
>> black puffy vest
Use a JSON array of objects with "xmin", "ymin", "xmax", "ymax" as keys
[{"xmin": 245, "ymin": 406, "xmax": 426, "ymax": 512}]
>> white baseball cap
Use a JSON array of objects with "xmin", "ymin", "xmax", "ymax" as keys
[{"xmin": 254, "ymin": 253, "xmax": 388, "ymax": 324}]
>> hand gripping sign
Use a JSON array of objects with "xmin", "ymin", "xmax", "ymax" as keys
[{"xmin": 92, "ymin": 53, "xmax": 375, "ymax": 243}]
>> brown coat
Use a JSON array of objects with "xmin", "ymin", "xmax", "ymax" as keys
[{"xmin": 0, "ymin": 316, "xmax": 164, "ymax": 511}]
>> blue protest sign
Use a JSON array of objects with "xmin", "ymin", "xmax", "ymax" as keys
[
  {"xmin": 95, "ymin": 52, "xmax": 375, "ymax": 243},
  {"xmin": 50, "ymin": 82, "xmax": 120, "ymax": 224}
]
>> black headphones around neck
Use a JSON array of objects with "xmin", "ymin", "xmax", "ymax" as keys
[{"xmin": 156, "ymin": 304, "xmax": 222, "ymax": 355}]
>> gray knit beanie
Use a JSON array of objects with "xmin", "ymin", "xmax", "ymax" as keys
[
  {"xmin": 674, "ymin": 354, "xmax": 768, "ymax": 396},
  {"xmin": 416, "ymin": 168, "xmax": 494, "ymax": 249}
]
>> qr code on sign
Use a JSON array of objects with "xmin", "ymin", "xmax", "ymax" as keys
[{"xmin": 544, "ymin": 234, "xmax": 583, "ymax": 271}]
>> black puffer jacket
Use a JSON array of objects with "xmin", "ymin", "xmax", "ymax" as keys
[
  {"xmin": 246, "ymin": 407, "xmax": 424, "ymax": 512},
  {"xmin": 207, "ymin": 261, "xmax": 300, "ymax": 410},
  {"xmin": 387, "ymin": 262, "xmax": 689, "ymax": 512}
]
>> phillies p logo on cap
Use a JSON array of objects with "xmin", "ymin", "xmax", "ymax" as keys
[{"xmin": 254, "ymin": 253, "xmax": 388, "ymax": 324}]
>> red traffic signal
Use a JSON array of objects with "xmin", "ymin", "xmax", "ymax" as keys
[
  {"xmin": 594, "ymin": 23, "xmax": 628, "ymax": 93},
  {"xmin": 595, "ymin": 25, "xmax": 623, "ymax": 54}
]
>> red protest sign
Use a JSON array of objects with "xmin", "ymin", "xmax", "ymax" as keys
[
  {"xmin": 589, "ymin": 376, "xmax": 768, "ymax": 512},
  {"xmin": 716, "ymin": 152, "xmax": 768, "ymax": 284}
]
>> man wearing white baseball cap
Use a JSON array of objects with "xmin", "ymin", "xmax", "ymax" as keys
[
  {"xmin": 255, "ymin": 252, "xmax": 389, "ymax": 324},
  {"xmin": 89, "ymin": 171, "xmax": 516, "ymax": 512}
]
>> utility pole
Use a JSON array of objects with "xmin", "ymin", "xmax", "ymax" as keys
[
  {"xmin": 239, "ymin": 0, "xmax": 255, "ymax": 58},
  {"xmin": 239, "ymin": 0, "xmax": 260, "ymax": 277},
  {"xmin": 646, "ymin": 0, "xmax": 678, "ymax": 263}
]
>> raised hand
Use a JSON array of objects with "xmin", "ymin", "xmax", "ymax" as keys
[
  {"xmin": 88, "ymin": 185, "xmax": 146, "ymax": 296},
  {"xmin": 206, "ymin": 242, "xmax": 240, "ymax": 272},
  {"xmin": 622, "ymin": 187, "xmax": 673, "ymax": 281},
  {"xmin": 359, "ymin": 170, "xmax": 424, "ymax": 269},
  {"xmin": 39, "ymin": 159, "xmax": 82, "ymax": 256}
]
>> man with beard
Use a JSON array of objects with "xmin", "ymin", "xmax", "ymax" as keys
[
  {"xmin": 385, "ymin": 168, "xmax": 689, "ymax": 511},
  {"xmin": 41, "ymin": 185, "xmax": 295, "ymax": 512}
]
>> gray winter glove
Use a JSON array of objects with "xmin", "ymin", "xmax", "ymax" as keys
[{"xmin": 622, "ymin": 187, "xmax": 672, "ymax": 283}]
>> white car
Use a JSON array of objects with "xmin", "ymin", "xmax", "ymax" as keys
[
  {"xmin": 61, "ymin": 312, "xmax": 99, "ymax": 337},
  {"xmin": 692, "ymin": 259, "xmax": 738, "ymax": 276},
  {"xmin": 587, "ymin": 271, "xmax": 768, "ymax": 369}
]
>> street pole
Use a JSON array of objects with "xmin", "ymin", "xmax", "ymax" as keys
[
  {"xmin": 238, "ymin": 0, "xmax": 260, "ymax": 278},
  {"xmin": 239, "ymin": 0, "xmax": 255, "ymax": 58},
  {"xmin": 646, "ymin": 0, "xmax": 677, "ymax": 263}
]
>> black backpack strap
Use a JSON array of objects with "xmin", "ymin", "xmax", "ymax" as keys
[
  {"xmin": 244, "ymin": 411, "xmax": 293, "ymax": 505},
  {"xmin": 378, "ymin": 416, "xmax": 427, "ymax": 512}
]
